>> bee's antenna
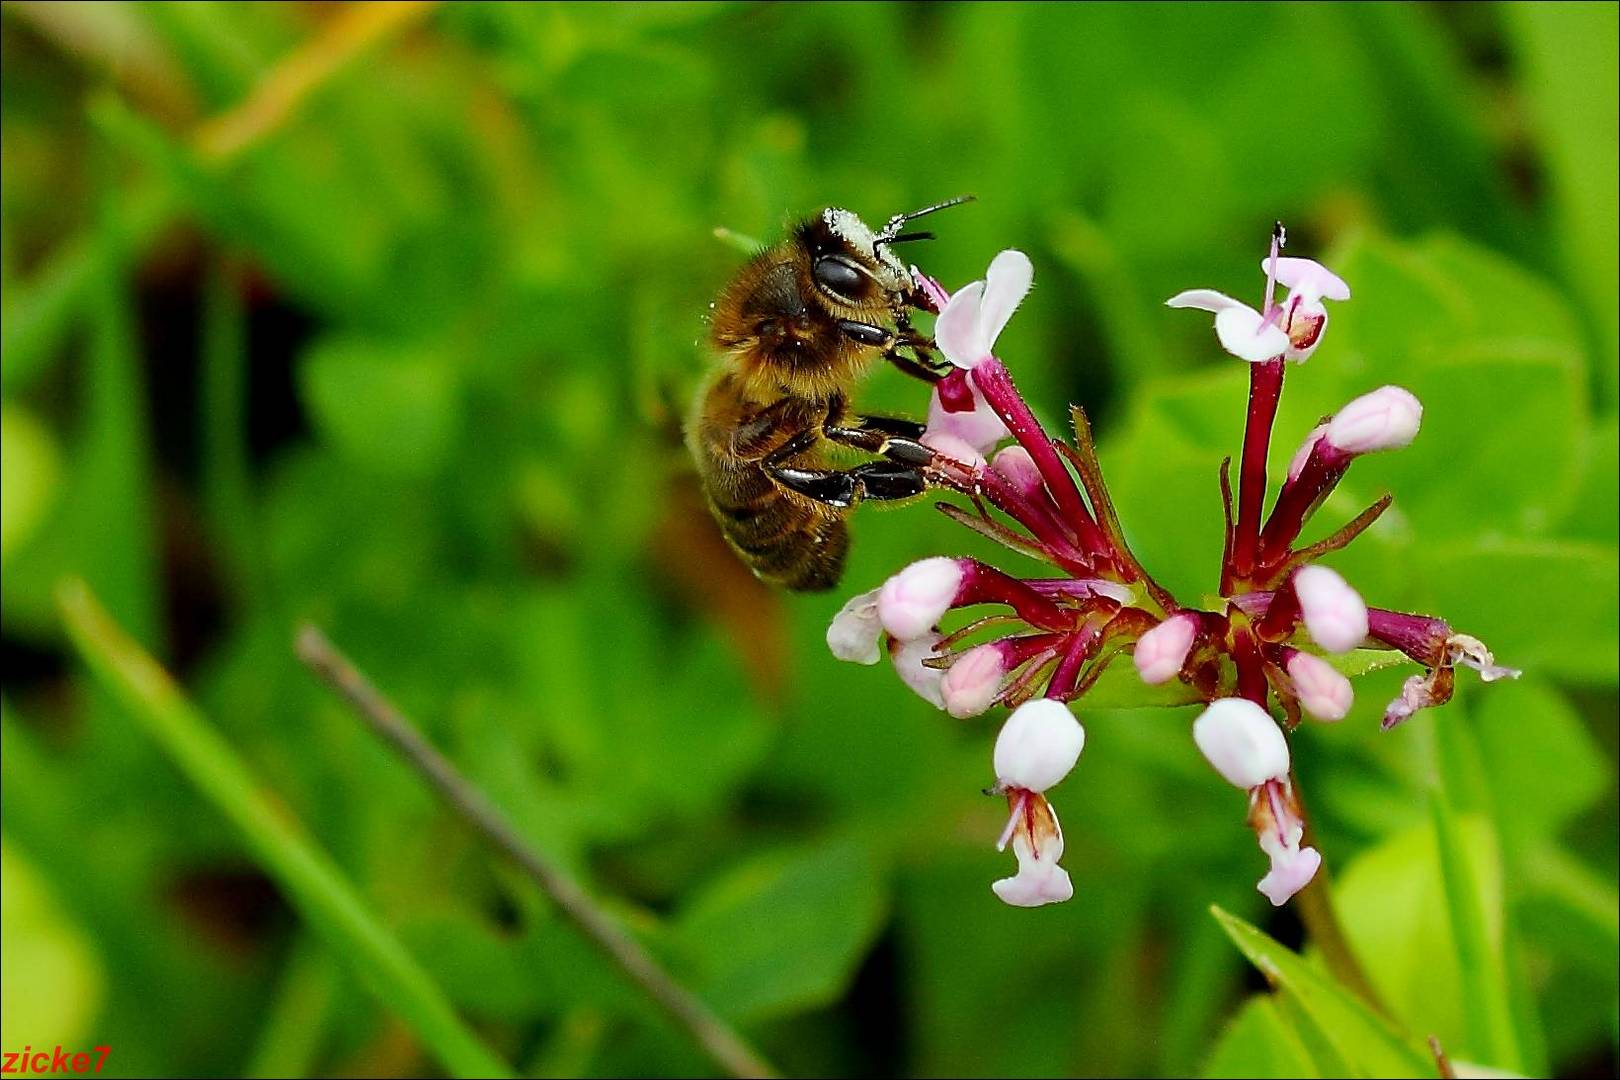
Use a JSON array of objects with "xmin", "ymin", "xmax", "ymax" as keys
[
  {"xmin": 883, "ymin": 230, "xmax": 935, "ymax": 245},
  {"xmin": 876, "ymin": 194, "xmax": 975, "ymax": 244}
]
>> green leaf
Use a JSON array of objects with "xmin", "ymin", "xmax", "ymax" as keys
[
  {"xmin": 1298, "ymin": 234, "xmax": 1590, "ymax": 541},
  {"xmin": 1560, "ymin": 414, "xmax": 1619, "ymax": 542},
  {"xmin": 1077, "ymin": 658, "xmax": 1203, "ymax": 709},
  {"xmin": 1333, "ymin": 815, "xmax": 1505, "ymax": 1060},
  {"xmin": 243, "ymin": 936, "xmax": 336, "ymax": 1080},
  {"xmin": 1203, "ymin": 996, "xmax": 1322, "ymax": 1079},
  {"xmin": 300, "ymin": 336, "xmax": 464, "ymax": 477},
  {"xmin": 1505, "ymin": 1, "xmax": 1620, "ymax": 409},
  {"xmin": 1210, "ymin": 905, "xmax": 1435, "ymax": 1078},
  {"xmin": 1519, "ymin": 845, "xmax": 1620, "ymax": 953},
  {"xmin": 76, "ymin": 199, "xmax": 160, "ymax": 650},
  {"xmin": 0, "ymin": 841, "xmax": 105, "ymax": 1047},
  {"xmin": 1414, "ymin": 538, "xmax": 1618, "ymax": 683},
  {"xmin": 1360, "ymin": 347, "xmax": 1585, "ymax": 539},
  {"xmin": 1473, "ymin": 681, "xmax": 1611, "ymax": 848},
  {"xmin": 400, "ymin": 910, "xmax": 549, "ymax": 1021},
  {"xmin": 670, "ymin": 839, "xmax": 887, "ymax": 1022},
  {"xmin": 0, "ymin": 404, "xmax": 60, "ymax": 566},
  {"xmin": 1103, "ymin": 408, "xmax": 1230, "ymax": 599},
  {"xmin": 1430, "ymin": 790, "xmax": 1522, "ymax": 1071}
]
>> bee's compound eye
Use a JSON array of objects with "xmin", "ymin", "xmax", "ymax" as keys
[{"xmin": 813, "ymin": 256, "xmax": 865, "ymax": 299}]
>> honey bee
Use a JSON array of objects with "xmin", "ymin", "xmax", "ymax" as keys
[{"xmin": 688, "ymin": 198, "xmax": 970, "ymax": 591}]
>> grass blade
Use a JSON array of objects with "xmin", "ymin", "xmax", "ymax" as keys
[{"xmin": 55, "ymin": 579, "xmax": 516, "ymax": 1080}]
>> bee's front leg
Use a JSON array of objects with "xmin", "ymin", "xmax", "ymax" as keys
[
  {"xmin": 890, "ymin": 316, "xmax": 951, "ymax": 382},
  {"xmin": 837, "ymin": 317, "xmax": 945, "ymax": 384}
]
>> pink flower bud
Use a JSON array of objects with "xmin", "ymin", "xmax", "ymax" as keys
[
  {"xmin": 1325, "ymin": 386, "xmax": 1422, "ymax": 455},
  {"xmin": 993, "ymin": 699, "xmax": 1085, "ymax": 793},
  {"xmin": 940, "ymin": 643, "xmax": 1008, "ymax": 719},
  {"xmin": 1193, "ymin": 698, "xmax": 1289, "ymax": 790},
  {"xmin": 1295, "ymin": 565, "xmax": 1368, "ymax": 653},
  {"xmin": 1286, "ymin": 424, "xmax": 1328, "ymax": 482},
  {"xmin": 877, "ymin": 557, "xmax": 964, "ymax": 641},
  {"xmin": 990, "ymin": 445, "xmax": 1043, "ymax": 496},
  {"xmin": 1133, "ymin": 613, "xmax": 1198, "ymax": 685},
  {"xmin": 1286, "ymin": 651, "xmax": 1353, "ymax": 722}
]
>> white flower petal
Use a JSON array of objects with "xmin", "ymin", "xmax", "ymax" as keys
[
  {"xmin": 891, "ymin": 632, "xmax": 945, "ymax": 708},
  {"xmin": 1265, "ymin": 256, "xmax": 1350, "ymax": 303},
  {"xmin": 935, "ymin": 279, "xmax": 987, "ymax": 369},
  {"xmin": 988, "ymin": 446, "xmax": 1040, "ymax": 495},
  {"xmin": 992, "ymin": 856, "xmax": 1074, "ymax": 907},
  {"xmin": 826, "ymin": 587, "xmax": 883, "ymax": 665},
  {"xmin": 1447, "ymin": 634, "xmax": 1522, "ymax": 683},
  {"xmin": 919, "ymin": 430, "xmax": 986, "ymax": 469},
  {"xmin": 992, "ymin": 810, "xmax": 1072, "ymax": 907},
  {"xmin": 1383, "ymin": 673, "xmax": 1436, "ymax": 729},
  {"xmin": 1286, "ymin": 424, "xmax": 1329, "ymax": 482},
  {"xmin": 979, "ymin": 250, "xmax": 1033, "ymax": 349},
  {"xmin": 1257, "ymin": 843, "xmax": 1321, "ymax": 906},
  {"xmin": 926, "ymin": 381, "xmax": 1009, "ymax": 455},
  {"xmin": 1214, "ymin": 305, "xmax": 1290, "ymax": 362},
  {"xmin": 1165, "ymin": 288, "xmax": 1244, "ymax": 313}
]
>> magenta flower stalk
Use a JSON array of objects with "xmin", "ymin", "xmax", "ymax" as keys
[{"xmin": 828, "ymin": 227, "xmax": 1518, "ymax": 908}]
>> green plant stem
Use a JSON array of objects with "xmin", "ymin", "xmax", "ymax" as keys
[
  {"xmin": 200, "ymin": 253, "xmax": 264, "ymax": 609},
  {"xmin": 294, "ymin": 624, "xmax": 780, "ymax": 1080},
  {"xmin": 245, "ymin": 935, "xmax": 337, "ymax": 1079},
  {"xmin": 56, "ymin": 579, "xmax": 515, "ymax": 1080},
  {"xmin": 1291, "ymin": 769, "xmax": 1387, "ymax": 1016},
  {"xmin": 1429, "ymin": 1035, "xmax": 1458, "ymax": 1078}
]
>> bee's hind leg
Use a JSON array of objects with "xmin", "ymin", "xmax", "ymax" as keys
[
  {"xmin": 766, "ymin": 461, "xmax": 928, "ymax": 507},
  {"xmin": 760, "ymin": 413, "xmax": 933, "ymax": 508}
]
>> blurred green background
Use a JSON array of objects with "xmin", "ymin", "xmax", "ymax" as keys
[{"xmin": 2, "ymin": 2, "xmax": 1616, "ymax": 1077}]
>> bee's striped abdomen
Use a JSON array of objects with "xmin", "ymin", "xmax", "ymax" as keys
[{"xmin": 705, "ymin": 458, "xmax": 848, "ymax": 592}]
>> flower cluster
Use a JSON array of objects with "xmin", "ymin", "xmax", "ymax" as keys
[{"xmin": 828, "ymin": 227, "xmax": 1518, "ymax": 907}]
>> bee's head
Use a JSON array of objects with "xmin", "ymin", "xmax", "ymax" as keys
[
  {"xmin": 709, "ymin": 197, "xmax": 973, "ymax": 396},
  {"xmin": 799, "ymin": 197, "xmax": 973, "ymax": 316}
]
